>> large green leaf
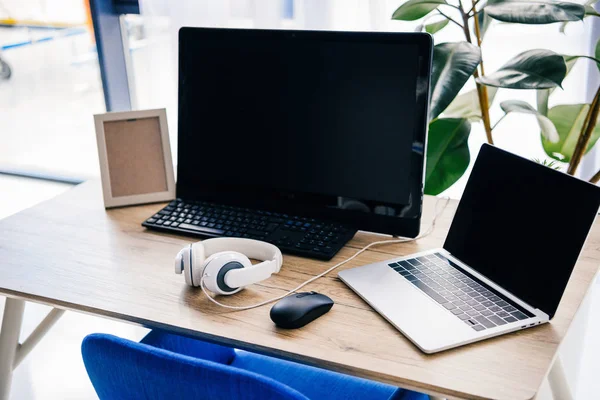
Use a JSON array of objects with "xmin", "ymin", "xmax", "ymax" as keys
[
  {"xmin": 538, "ymin": 55, "xmax": 590, "ymax": 107},
  {"xmin": 425, "ymin": 118, "xmax": 471, "ymax": 195},
  {"xmin": 476, "ymin": 49, "xmax": 566, "ymax": 89},
  {"xmin": 425, "ymin": 18, "xmax": 449, "ymax": 34},
  {"xmin": 392, "ymin": 0, "xmax": 447, "ymax": 21},
  {"xmin": 500, "ymin": 100, "xmax": 559, "ymax": 142},
  {"xmin": 485, "ymin": 0, "xmax": 585, "ymax": 24},
  {"xmin": 442, "ymin": 87, "xmax": 499, "ymax": 120},
  {"xmin": 430, "ymin": 42, "xmax": 482, "ymax": 120},
  {"xmin": 560, "ymin": 0, "xmax": 599, "ymax": 33},
  {"xmin": 542, "ymin": 104, "xmax": 600, "ymax": 162}
]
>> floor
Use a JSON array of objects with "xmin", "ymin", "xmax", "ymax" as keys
[{"xmin": 1, "ymin": 174, "xmax": 600, "ymax": 399}]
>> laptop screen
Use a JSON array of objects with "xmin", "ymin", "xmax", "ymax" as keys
[
  {"xmin": 177, "ymin": 28, "xmax": 432, "ymax": 237},
  {"xmin": 444, "ymin": 144, "xmax": 600, "ymax": 318}
]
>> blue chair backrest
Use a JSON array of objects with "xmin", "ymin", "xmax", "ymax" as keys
[{"xmin": 82, "ymin": 333, "xmax": 310, "ymax": 400}]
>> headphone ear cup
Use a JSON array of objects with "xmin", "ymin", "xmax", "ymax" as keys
[
  {"xmin": 186, "ymin": 242, "xmax": 206, "ymax": 287},
  {"xmin": 203, "ymin": 251, "xmax": 252, "ymax": 295}
]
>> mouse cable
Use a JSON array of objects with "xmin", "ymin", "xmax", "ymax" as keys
[{"xmin": 200, "ymin": 196, "xmax": 451, "ymax": 311}]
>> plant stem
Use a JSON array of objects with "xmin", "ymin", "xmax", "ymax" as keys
[
  {"xmin": 590, "ymin": 169, "xmax": 600, "ymax": 184},
  {"xmin": 491, "ymin": 113, "xmax": 507, "ymax": 130},
  {"xmin": 568, "ymin": 84, "xmax": 600, "ymax": 175},
  {"xmin": 460, "ymin": 1, "xmax": 494, "ymax": 144},
  {"xmin": 437, "ymin": 9, "xmax": 463, "ymax": 29},
  {"xmin": 468, "ymin": 0, "xmax": 482, "ymax": 15}
]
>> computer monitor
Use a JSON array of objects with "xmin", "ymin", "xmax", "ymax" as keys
[{"xmin": 177, "ymin": 27, "xmax": 432, "ymax": 237}]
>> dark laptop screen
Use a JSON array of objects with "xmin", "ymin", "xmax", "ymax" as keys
[
  {"xmin": 444, "ymin": 144, "xmax": 600, "ymax": 318},
  {"xmin": 177, "ymin": 28, "xmax": 432, "ymax": 237}
]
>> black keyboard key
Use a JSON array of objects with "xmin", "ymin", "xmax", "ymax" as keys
[
  {"xmin": 481, "ymin": 309, "xmax": 493, "ymax": 317},
  {"xmin": 405, "ymin": 274, "xmax": 418, "ymax": 282},
  {"xmin": 457, "ymin": 313, "xmax": 470, "ymax": 320},
  {"xmin": 474, "ymin": 316, "xmax": 496, "ymax": 328},
  {"xmin": 388, "ymin": 263, "xmax": 399, "ymax": 268},
  {"xmin": 481, "ymin": 301, "xmax": 494, "ymax": 307},
  {"xmin": 401, "ymin": 261, "xmax": 415, "ymax": 270},
  {"xmin": 503, "ymin": 305, "xmax": 517, "ymax": 312},
  {"xmin": 488, "ymin": 315, "xmax": 507, "ymax": 326},
  {"xmin": 504, "ymin": 316, "xmax": 517, "ymax": 323},
  {"xmin": 511, "ymin": 311, "xmax": 529, "ymax": 320},
  {"xmin": 451, "ymin": 308, "xmax": 463, "ymax": 315},
  {"xmin": 466, "ymin": 309, "xmax": 480, "ymax": 317},
  {"xmin": 496, "ymin": 311, "xmax": 509, "ymax": 318},
  {"xmin": 179, "ymin": 223, "xmax": 225, "ymax": 236},
  {"xmin": 489, "ymin": 296, "xmax": 501, "ymax": 302},
  {"xmin": 466, "ymin": 300, "xmax": 478, "ymax": 307},
  {"xmin": 443, "ymin": 302, "xmax": 457, "ymax": 310},
  {"xmin": 496, "ymin": 300, "xmax": 509, "ymax": 307},
  {"xmin": 147, "ymin": 218, "xmax": 157, "ymax": 223},
  {"xmin": 472, "ymin": 324, "xmax": 485, "ymax": 332},
  {"xmin": 488, "ymin": 306, "xmax": 501, "ymax": 312},
  {"xmin": 411, "ymin": 279, "xmax": 447, "ymax": 304},
  {"xmin": 399, "ymin": 270, "xmax": 411, "ymax": 277}
]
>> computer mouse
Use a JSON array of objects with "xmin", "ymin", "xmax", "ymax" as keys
[{"xmin": 270, "ymin": 291, "xmax": 334, "ymax": 329}]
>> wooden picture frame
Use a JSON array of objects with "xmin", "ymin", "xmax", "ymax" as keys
[{"xmin": 94, "ymin": 108, "xmax": 175, "ymax": 208}]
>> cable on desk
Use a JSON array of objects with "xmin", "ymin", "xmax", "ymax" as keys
[{"xmin": 201, "ymin": 196, "xmax": 451, "ymax": 310}]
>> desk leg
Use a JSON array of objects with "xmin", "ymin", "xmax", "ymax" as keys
[
  {"xmin": 548, "ymin": 356, "xmax": 573, "ymax": 400},
  {"xmin": 0, "ymin": 298, "xmax": 25, "ymax": 400}
]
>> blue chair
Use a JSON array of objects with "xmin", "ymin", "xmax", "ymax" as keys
[{"xmin": 82, "ymin": 330, "xmax": 428, "ymax": 400}]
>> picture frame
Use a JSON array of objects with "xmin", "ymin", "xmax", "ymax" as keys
[{"xmin": 94, "ymin": 108, "xmax": 175, "ymax": 208}]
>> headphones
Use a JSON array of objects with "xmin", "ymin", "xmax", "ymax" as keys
[{"xmin": 174, "ymin": 238, "xmax": 283, "ymax": 295}]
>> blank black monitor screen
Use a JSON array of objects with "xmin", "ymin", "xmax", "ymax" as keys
[
  {"xmin": 177, "ymin": 28, "xmax": 432, "ymax": 237},
  {"xmin": 444, "ymin": 144, "xmax": 600, "ymax": 318}
]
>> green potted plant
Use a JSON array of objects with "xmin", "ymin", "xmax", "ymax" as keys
[{"xmin": 392, "ymin": 0, "xmax": 600, "ymax": 194}]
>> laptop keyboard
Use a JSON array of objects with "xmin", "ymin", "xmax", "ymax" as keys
[
  {"xmin": 142, "ymin": 199, "xmax": 356, "ymax": 260},
  {"xmin": 388, "ymin": 253, "xmax": 531, "ymax": 332}
]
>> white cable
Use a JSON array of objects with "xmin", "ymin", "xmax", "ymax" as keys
[{"xmin": 201, "ymin": 196, "xmax": 451, "ymax": 310}]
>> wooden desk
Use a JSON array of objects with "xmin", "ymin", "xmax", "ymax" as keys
[{"xmin": 0, "ymin": 182, "xmax": 598, "ymax": 400}]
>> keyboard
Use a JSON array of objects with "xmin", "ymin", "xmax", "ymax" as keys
[
  {"xmin": 388, "ymin": 253, "xmax": 531, "ymax": 332},
  {"xmin": 142, "ymin": 199, "xmax": 357, "ymax": 260}
]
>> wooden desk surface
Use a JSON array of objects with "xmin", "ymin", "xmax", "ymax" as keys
[{"xmin": 0, "ymin": 182, "xmax": 598, "ymax": 400}]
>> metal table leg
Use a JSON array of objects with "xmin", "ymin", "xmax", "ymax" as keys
[
  {"xmin": 0, "ymin": 298, "xmax": 25, "ymax": 400},
  {"xmin": 0, "ymin": 298, "xmax": 65, "ymax": 400},
  {"xmin": 548, "ymin": 356, "xmax": 574, "ymax": 400}
]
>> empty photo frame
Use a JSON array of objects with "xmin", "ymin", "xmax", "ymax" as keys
[{"xmin": 94, "ymin": 108, "xmax": 175, "ymax": 208}]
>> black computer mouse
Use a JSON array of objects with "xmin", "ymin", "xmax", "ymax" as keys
[{"xmin": 270, "ymin": 292, "xmax": 334, "ymax": 329}]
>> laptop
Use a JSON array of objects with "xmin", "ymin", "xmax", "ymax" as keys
[
  {"xmin": 339, "ymin": 144, "xmax": 600, "ymax": 353},
  {"xmin": 143, "ymin": 28, "xmax": 433, "ymax": 260}
]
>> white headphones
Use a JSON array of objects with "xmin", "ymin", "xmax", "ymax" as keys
[{"xmin": 174, "ymin": 238, "xmax": 283, "ymax": 295}]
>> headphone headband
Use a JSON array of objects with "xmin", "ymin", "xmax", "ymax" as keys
[{"xmin": 200, "ymin": 238, "xmax": 283, "ymax": 272}]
